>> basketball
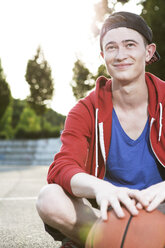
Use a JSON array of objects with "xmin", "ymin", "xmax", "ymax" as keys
[{"xmin": 85, "ymin": 207, "xmax": 165, "ymax": 248}]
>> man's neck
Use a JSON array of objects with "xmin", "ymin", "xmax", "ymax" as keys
[
  {"xmin": 111, "ymin": 76, "xmax": 149, "ymax": 140},
  {"xmin": 112, "ymin": 76, "xmax": 148, "ymax": 110}
]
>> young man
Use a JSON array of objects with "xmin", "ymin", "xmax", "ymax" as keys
[{"xmin": 37, "ymin": 11, "xmax": 165, "ymax": 248}]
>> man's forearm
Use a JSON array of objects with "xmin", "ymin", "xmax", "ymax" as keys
[{"xmin": 70, "ymin": 172, "xmax": 106, "ymax": 199}]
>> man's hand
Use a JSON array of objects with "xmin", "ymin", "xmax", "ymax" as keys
[
  {"xmin": 71, "ymin": 173, "xmax": 165, "ymax": 221},
  {"xmin": 95, "ymin": 181, "xmax": 139, "ymax": 221},
  {"xmin": 129, "ymin": 181, "xmax": 165, "ymax": 212}
]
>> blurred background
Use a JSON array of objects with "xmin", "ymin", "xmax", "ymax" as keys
[
  {"xmin": 0, "ymin": 0, "xmax": 164, "ymax": 141},
  {"xmin": 0, "ymin": 1, "xmax": 165, "ymax": 246}
]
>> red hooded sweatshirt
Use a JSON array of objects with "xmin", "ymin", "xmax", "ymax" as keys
[{"xmin": 47, "ymin": 72, "xmax": 165, "ymax": 195}]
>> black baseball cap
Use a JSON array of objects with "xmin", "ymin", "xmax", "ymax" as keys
[{"xmin": 100, "ymin": 11, "xmax": 160, "ymax": 65}]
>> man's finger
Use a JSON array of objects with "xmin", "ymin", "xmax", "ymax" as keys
[
  {"xmin": 136, "ymin": 202, "xmax": 143, "ymax": 209},
  {"xmin": 119, "ymin": 194, "xmax": 139, "ymax": 216},
  {"xmin": 146, "ymin": 195, "xmax": 165, "ymax": 212},
  {"xmin": 110, "ymin": 199, "xmax": 125, "ymax": 218},
  {"xmin": 129, "ymin": 190, "xmax": 150, "ymax": 207},
  {"xmin": 100, "ymin": 199, "xmax": 109, "ymax": 221}
]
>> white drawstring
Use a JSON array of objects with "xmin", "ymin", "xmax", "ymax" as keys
[
  {"xmin": 99, "ymin": 122, "xmax": 106, "ymax": 164},
  {"xmin": 158, "ymin": 102, "xmax": 163, "ymax": 142},
  {"xmin": 95, "ymin": 108, "xmax": 99, "ymax": 177}
]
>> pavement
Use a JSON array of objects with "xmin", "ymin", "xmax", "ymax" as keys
[
  {"xmin": 1, "ymin": 165, "xmax": 165, "ymax": 248},
  {"xmin": 0, "ymin": 165, "xmax": 61, "ymax": 248}
]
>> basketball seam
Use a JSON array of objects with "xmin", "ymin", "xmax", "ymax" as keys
[
  {"xmin": 90, "ymin": 218, "xmax": 101, "ymax": 248},
  {"xmin": 120, "ymin": 215, "xmax": 133, "ymax": 248}
]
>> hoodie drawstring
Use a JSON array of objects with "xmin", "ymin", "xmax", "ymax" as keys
[
  {"xmin": 95, "ymin": 108, "xmax": 99, "ymax": 177},
  {"xmin": 158, "ymin": 102, "xmax": 163, "ymax": 142}
]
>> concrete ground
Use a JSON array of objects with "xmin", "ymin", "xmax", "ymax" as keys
[
  {"xmin": 0, "ymin": 165, "xmax": 61, "ymax": 248},
  {"xmin": 1, "ymin": 165, "xmax": 165, "ymax": 248}
]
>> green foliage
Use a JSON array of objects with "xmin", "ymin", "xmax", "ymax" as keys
[
  {"xmin": 44, "ymin": 109, "xmax": 66, "ymax": 127},
  {"xmin": 0, "ymin": 49, "xmax": 64, "ymax": 140},
  {"xmin": 10, "ymin": 99, "xmax": 65, "ymax": 139},
  {"xmin": 16, "ymin": 107, "xmax": 41, "ymax": 133},
  {"xmin": 71, "ymin": 59, "xmax": 95, "ymax": 100},
  {"xmin": 0, "ymin": 96, "xmax": 65, "ymax": 140},
  {"xmin": 25, "ymin": 46, "xmax": 54, "ymax": 115},
  {"xmin": 15, "ymin": 126, "xmax": 61, "ymax": 139},
  {"xmin": 11, "ymin": 99, "xmax": 26, "ymax": 129},
  {"xmin": 0, "ymin": 60, "xmax": 11, "ymax": 119},
  {"xmin": 14, "ymin": 105, "xmax": 63, "ymax": 139},
  {"xmin": 140, "ymin": 0, "xmax": 165, "ymax": 80},
  {"xmin": 0, "ymin": 105, "xmax": 14, "ymax": 139},
  {"xmin": 92, "ymin": 64, "xmax": 110, "ymax": 81},
  {"xmin": 71, "ymin": 60, "xmax": 110, "ymax": 101}
]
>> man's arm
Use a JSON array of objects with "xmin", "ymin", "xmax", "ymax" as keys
[{"xmin": 70, "ymin": 172, "xmax": 139, "ymax": 220}]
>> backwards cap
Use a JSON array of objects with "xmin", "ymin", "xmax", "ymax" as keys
[{"xmin": 100, "ymin": 11, "xmax": 160, "ymax": 65}]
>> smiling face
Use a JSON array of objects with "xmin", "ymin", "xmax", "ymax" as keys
[{"xmin": 101, "ymin": 27, "xmax": 155, "ymax": 84}]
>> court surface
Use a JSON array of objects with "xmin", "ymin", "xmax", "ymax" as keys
[
  {"xmin": 0, "ymin": 165, "xmax": 61, "ymax": 248},
  {"xmin": 1, "ymin": 165, "xmax": 165, "ymax": 248}
]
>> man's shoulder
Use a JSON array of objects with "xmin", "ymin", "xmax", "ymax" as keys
[
  {"xmin": 146, "ymin": 72, "xmax": 165, "ymax": 96},
  {"xmin": 147, "ymin": 72, "xmax": 165, "ymax": 86},
  {"xmin": 67, "ymin": 76, "xmax": 112, "ymax": 121}
]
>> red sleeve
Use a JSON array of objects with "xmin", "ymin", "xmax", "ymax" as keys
[{"xmin": 47, "ymin": 98, "xmax": 94, "ymax": 195}]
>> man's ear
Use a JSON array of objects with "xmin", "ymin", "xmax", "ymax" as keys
[
  {"xmin": 100, "ymin": 51, "xmax": 104, "ymax": 59},
  {"xmin": 145, "ymin": 43, "xmax": 156, "ymax": 63}
]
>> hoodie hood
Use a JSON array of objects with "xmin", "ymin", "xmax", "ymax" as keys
[
  {"xmin": 145, "ymin": 72, "xmax": 165, "ymax": 118},
  {"xmin": 95, "ymin": 72, "xmax": 165, "ymax": 121},
  {"xmin": 145, "ymin": 73, "xmax": 165, "ymax": 143}
]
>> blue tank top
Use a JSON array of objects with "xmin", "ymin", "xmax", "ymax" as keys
[{"xmin": 104, "ymin": 109, "xmax": 163, "ymax": 189}]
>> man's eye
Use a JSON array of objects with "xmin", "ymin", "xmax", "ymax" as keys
[
  {"xmin": 127, "ymin": 43, "xmax": 135, "ymax": 48},
  {"xmin": 106, "ymin": 45, "xmax": 116, "ymax": 50}
]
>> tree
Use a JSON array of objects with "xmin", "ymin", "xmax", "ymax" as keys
[
  {"xmin": 92, "ymin": 64, "xmax": 110, "ymax": 81},
  {"xmin": 16, "ymin": 107, "xmax": 41, "ymax": 132},
  {"xmin": 71, "ymin": 60, "xmax": 110, "ymax": 101},
  {"xmin": 0, "ymin": 60, "xmax": 11, "ymax": 119},
  {"xmin": 14, "ymin": 107, "xmax": 41, "ymax": 139},
  {"xmin": 25, "ymin": 46, "xmax": 54, "ymax": 116},
  {"xmin": 0, "ymin": 105, "xmax": 13, "ymax": 139},
  {"xmin": 92, "ymin": 0, "xmax": 130, "ymax": 36},
  {"xmin": 44, "ymin": 109, "xmax": 66, "ymax": 127},
  {"xmin": 140, "ymin": 0, "xmax": 165, "ymax": 80},
  {"xmin": 71, "ymin": 59, "xmax": 95, "ymax": 100},
  {"xmin": 11, "ymin": 99, "xmax": 26, "ymax": 129}
]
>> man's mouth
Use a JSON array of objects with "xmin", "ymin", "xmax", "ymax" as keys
[{"xmin": 113, "ymin": 63, "xmax": 133, "ymax": 69}]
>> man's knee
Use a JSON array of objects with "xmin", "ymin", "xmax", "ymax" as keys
[
  {"xmin": 36, "ymin": 184, "xmax": 63, "ymax": 219},
  {"xmin": 36, "ymin": 184, "xmax": 77, "ymax": 226}
]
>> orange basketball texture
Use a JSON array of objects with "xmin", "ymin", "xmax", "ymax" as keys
[{"xmin": 85, "ymin": 207, "xmax": 165, "ymax": 248}]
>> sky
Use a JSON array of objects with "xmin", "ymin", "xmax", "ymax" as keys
[{"xmin": 0, "ymin": 0, "xmax": 142, "ymax": 115}]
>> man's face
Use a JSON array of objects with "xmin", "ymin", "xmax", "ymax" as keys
[{"xmin": 101, "ymin": 27, "xmax": 151, "ymax": 83}]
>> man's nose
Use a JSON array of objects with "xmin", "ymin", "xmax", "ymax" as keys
[{"xmin": 115, "ymin": 47, "xmax": 127, "ymax": 61}]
